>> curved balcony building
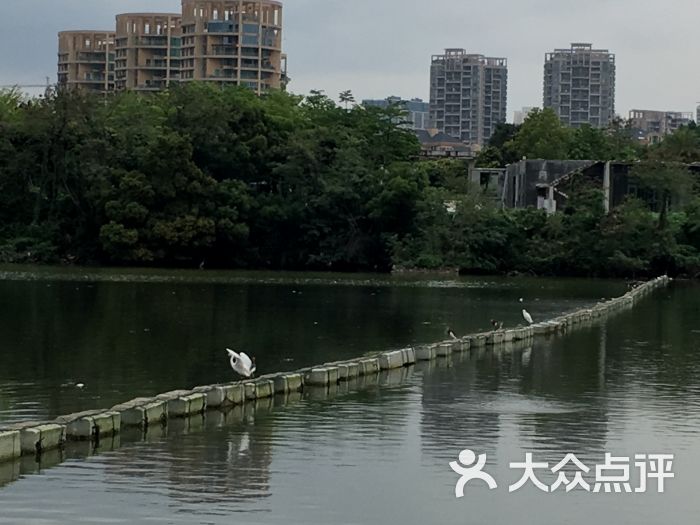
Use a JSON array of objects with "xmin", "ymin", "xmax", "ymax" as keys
[
  {"xmin": 180, "ymin": 0, "xmax": 284, "ymax": 93},
  {"xmin": 58, "ymin": 31, "xmax": 115, "ymax": 93},
  {"xmin": 115, "ymin": 13, "xmax": 182, "ymax": 92}
]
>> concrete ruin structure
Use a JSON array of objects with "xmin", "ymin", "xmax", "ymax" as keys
[
  {"xmin": 543, "ymin": 43, "xmax": 615, "ymax": 128},
  {"xmin": 57, "ymin": 31, "xmax": 116, "ymax": 93},
  {"xmin": 492, "ymin": 160, "xmax": 700, "ymax": 214},
  {"xmin": 115, "ymin": 13, "xmax": 182, "ymax": 92},
  {"xmin": 58, "ymin": 1, "xmax": 286, "ymax": 95},
  {"xmin": 429, "ymin": 49, "xmax": 508, "ymax": 147}
]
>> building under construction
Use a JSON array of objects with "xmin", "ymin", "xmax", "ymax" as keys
[{"xmin": 58, "ymin": 0, "xmax": 286, "ymax": 95}]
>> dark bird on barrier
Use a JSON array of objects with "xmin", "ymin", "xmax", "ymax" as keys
[
  {"xmin": 491, "ymin": 319, "xmax": 504, "ymax": 330},
  {"xmin": 227, "ymin": 349, "xmax": 257, "ymax": 378}
]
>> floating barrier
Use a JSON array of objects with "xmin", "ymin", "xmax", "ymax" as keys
[{"xmin": 0, "ymin": 275, "xmax": 671, "ymax": 465}]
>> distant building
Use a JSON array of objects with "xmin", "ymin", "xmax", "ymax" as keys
[
  {"xmin": 180, "ymin": 0, "xmax": 285, "ymax": 94},
  {"xmin": 58, "ymin": 31, "xmax": 115, "ymax": 93},
  {"xmin": 543, "ymin": 43, "xmax": 615, "ymax": 128},
  {"xmin": 629, "ymin": 109, "xmax": 694, "ymax": 144},
  {"xmin": 362, "ymin": 96, "xmax": 430, "ymax": 130},
  {"xmin": 513, "ymin": 106, "xmax": 537, "ymax": 125},
  {"xmin": 415, "ymin": 129, "xmax": 474, "ymax": 158},
  {"xmin": 502, "ymin": 159, "xmax": 700, "ymax": 214},
  {"xmin": 58, "ymin": 0, "xmax": 286, "ymax": 95},
  {"xmin": 115, "ymin": 13, "xmax": 182, "ymax": 92},
  {"xmin": 429, "ymin": 48, "xmax": 508, "ymax": 146}
]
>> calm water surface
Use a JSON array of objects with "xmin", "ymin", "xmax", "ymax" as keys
[{"xmin": 0, "ymin": 266, "xmax": 699, "ymax": 524}]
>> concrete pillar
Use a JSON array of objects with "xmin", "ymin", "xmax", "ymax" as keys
[{"xmin": 603, "ymin": 161, "xmax": 611, "ymax": 213}]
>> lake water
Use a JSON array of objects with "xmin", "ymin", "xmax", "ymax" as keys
[{"xmin": 0, "ymin": 266, "xmax": 698, "ymax": 524}]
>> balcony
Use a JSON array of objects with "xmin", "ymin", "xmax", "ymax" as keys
[
  {"xmin": 144, "ymin": 59, "xmax": 170, "ymax": 69},
  {"xmin": 210, "ymin": 45, "xmax": 237, "ymax": 56},
  {"xmin": 207, "ymin": 21, "xmax": 239, "ymax": 34}
]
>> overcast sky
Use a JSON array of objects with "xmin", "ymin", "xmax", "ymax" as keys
[{"xmin": 1, "ymin": 0, "xmax": 698, "ymax": 121}]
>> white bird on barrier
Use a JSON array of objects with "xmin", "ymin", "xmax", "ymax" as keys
[
  {"xmin": 227, "ymin": 349, "xmax": 256, "ymax": 378},
  {"xmin": 522, "ymin": 309, "xmax": 534, "ymax": 325},
  {"xmin": 447, "ymin": 328, "xmax": 458, "ymax": 340}
]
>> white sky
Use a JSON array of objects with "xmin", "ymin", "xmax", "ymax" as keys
[{"xmin": 1, "ymin": 0, "xmax": 698, "ymax": 121}]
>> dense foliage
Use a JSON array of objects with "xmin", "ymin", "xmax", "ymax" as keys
[{"xmin": 1, "ymin": 87, "xmax": 699, "ymax": 277}]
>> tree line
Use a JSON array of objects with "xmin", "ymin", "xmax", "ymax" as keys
[{"xmin": 0, "ymin": 87, "xmax": 699, "ymax": 277}]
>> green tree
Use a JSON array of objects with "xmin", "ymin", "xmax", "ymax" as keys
[{"xmin": 509, "ymin": 108, "xmax": 572, "ymax": 160}]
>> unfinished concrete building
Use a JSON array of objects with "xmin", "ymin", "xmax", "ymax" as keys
[
  {"xmin": 629, "ymin": 109, "xmax": 694, "ymax": 144},
  {"xmin": 180, "ymin": 0, "xmax": 284, "ymax": 93},
  {"xmin": 543, "ymin": 43, "xmax": 615, "ymax": 128},
  {"xmin": 115, "ymin": 13, "xmax": 182, "ymax": 91},
  {"xmin": 429, "ymin": 49, "xmax": 508, "ymax": 147},
  {"xmin": 57, "ymin": 31, "xmax": 115, "ymax": 93}
]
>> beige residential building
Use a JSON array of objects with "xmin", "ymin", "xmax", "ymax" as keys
[
  {"xmin": 115, "ymin": 13, "xmax": 182, "ymax": 91},
  {"xmin": 180, "ymin": 0, "xmax": 284, "ymax": 93},
  {"xmin": 57, "ymin": 31, "xmax": 116, "ymax": 93}
]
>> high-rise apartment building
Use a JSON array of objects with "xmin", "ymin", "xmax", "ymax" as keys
[
  {"xmin": 57, "ymin": 31, "xmax": 115, "ymax": 93},
  {"xmin": 115, "ymin": 13, "xmax": 182, "ymax": 91},
  {"xmin": 543, "ymin": 43, "xmax": 615, "ymax": 128},
  {"xmin": 429, "ymin": 49, "xmax": 508, "ymax": 146},
  {"xmin": 180, "ymin": 0, "xmax": 284, "ymax": 94},
  {"xmin": 362, "ymin": 96, "xmax": 430, "ymax": 130},
  {"xmin": 629, "ymin": 109, "xmax": 694, "ymax": 144},
  {"xmin": 58, "ymin": 1, "xmax": 285, "ymax": 95}
]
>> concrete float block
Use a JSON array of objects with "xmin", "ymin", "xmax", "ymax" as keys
[
  {"xmin": 415, "ymin": 345, "xmax": 436, "ymax": 361},
  {"xmin": 273, "ymin": 373, "xmax": 303, "ymax": 393},
  {"xmin": 378, "ymin": 350, "xmax": 404, "ymax": 370},
  {"xmin": 358, "ymin": 358, "xmax": 379, "ymax": 376},
  {"xmin": 456, "ymin": 338, "xmax": 471, "ymax": 352},
  {"xmin": 401, "ymin": 347, "xmax": 416, "ymax": 365},
  {"xmin": 532, "ymin": 323, "xmax": 548, "ymax": 335},
  {"xmin": 472, "ymin": 334, "xmax": 488, "ymax": 348},
  {"xmin": 345, "ymin": 362, "xmax": 360, "ymax": 379},
  {"xmin": 0, "ymin": 431, "xmax": 21, "ymax": 462},
  {"xmin": 222, "ymin": 383, "xmax": 245, "ymax": 406},
  {"xmin": 91, "ymin": 411, "xmax": 121, "ymax": 437},
  {"xmin": 503, "ymin": 330, "xmax": 514, "ymax": 343},
  {"xmin": 437, "ymin": 343, "xmax": 453, "ymax": 357},
  {"xmin": 334, "ymin": 364, "xmax": 349, "ymax": 381},
  {"xmin": 254, "ymin": 379, "xmax": 274, "ymax": 399},
  {"xmin": 193, "ymin": 386, "xmax": 226, "ymax": 409},
  {"xmin": 168, "ymin": 393, "xmax": 206, "ymax": 418},
  {"xmin": 244, "ymin": 382, "xmax": 258, "ymax": 400},
  {"xmin": 326, "ymin": 367, "xmax": 340, "ymax": 385},
  {"xmin": 304, "ymin": 368, "xmax": 331, "ymax": 386},
  {"xmin": 19, "ymin": 424, "xmax": 65, "ymax": 455}
]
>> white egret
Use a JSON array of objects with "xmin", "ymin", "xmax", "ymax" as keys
[
  {"xmin": 522, "ymin": 309, "xmax": 534, "ymax": 325},
  {"xmin": 226, "ymin": 349, "xmax": 257, "ymax": 378},
  {"xmin": 447, "ymin": 328, "xmax": 458, "ymax": 340}
]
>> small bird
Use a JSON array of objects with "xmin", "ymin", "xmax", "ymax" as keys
[
  {"xmin": 522, "ymin": 309, "xmax": 534, "ymax": 325},
  {"xmin": 491, "ymin": 319, "xmax": 504, "ymax": 330},
  {"xmin": 76, "ymin": 383, "xmax": 85, "ymax": 389},
  {"xmin": 447, "ymin": 327, "xmax": 458, "ymax": 340},
  {"xmin": 226, "ymin": 349, "xmax": 257, "ymax": 378}
]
